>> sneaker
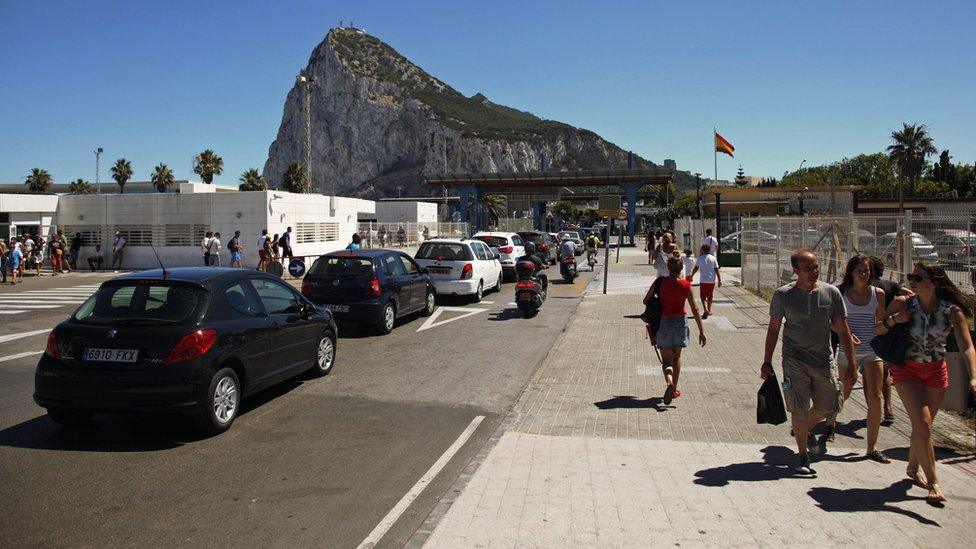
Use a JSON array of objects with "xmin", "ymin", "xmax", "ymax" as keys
[{"xmin": 794, "ymin": 455, "xmax": 816, "ymax": 475}]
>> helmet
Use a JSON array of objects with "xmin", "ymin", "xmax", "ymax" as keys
[{"xmin": 524, "ymin": 242, "xmax": 537, "ymax": 255}]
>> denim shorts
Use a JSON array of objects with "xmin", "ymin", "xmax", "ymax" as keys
[
  {"xmin": 656, "ymin": 316, "xmax": 689, "ymax": 348},
  {"xmin": 230, "ymin": 251, "xmax": 241, "ymax": 262}
]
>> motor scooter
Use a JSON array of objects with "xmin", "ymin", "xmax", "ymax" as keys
[
  {"xmin": 515, "ymin": 260, "xmax": 547, "ymax": 318},
  {"xmin": 560, "ymin": 255, "xmax": 578, "ymax": 284},
  {"xmin": 586, "ymin": 249, "xmax": 597, "ymax": 271}
]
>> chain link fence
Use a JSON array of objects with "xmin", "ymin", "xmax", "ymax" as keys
[
  {"xmin": 738, "ymin": 212, "xmax": 976, "ymax": 298},
  {"xmin": 356, "ymin": 222, "xmax": 470, "ymax": 248}
]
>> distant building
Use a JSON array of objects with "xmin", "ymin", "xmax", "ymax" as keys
[
  {"xmin": 701, "ymin": 185, "xmax": 861, "ymax": 232},
  {"xmin": 663, "ymin": 159, "xmax": 677, "ymax": 172}
]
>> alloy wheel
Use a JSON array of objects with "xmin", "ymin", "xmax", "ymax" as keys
[
  {"xmin": 317, "ymin": 335, "xmax": 335, "ymax": 372},
  {"xmin": 213, "ymin": 376, "xmax": 238, "ymax": 425},
  {"xmin": 384, "ymin": 304, "xmax": 395, "ymax": 331}
]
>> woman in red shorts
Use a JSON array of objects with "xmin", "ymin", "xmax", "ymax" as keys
[{"xmin": 878, "ymin": 262, "xmax": 976, "ymax": 503}]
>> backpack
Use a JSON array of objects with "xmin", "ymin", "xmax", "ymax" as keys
[
  {"xmin": 639, "ymin": 278, "xmax": 664, "ymax": 336},
  {"xmin": 278, "ymin": 234, "xmax": 288, "ymax": 247}
]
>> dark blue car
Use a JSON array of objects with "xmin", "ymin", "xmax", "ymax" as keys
[{"xmin": 301, "ymin": 250, "xmax": 436, "ymax": 334}]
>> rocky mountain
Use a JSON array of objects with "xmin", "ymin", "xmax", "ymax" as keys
[{"xmin": 263, "ymin": 28, "xmax": 687, "ymax": 199}]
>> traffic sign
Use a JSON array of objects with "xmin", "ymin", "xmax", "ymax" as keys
[
  {"xmin": 288, "ymin": 258, "xmax": 306, "ymax": 278},
  {"xmin": 617, "ymin": 208, "xmax": 628, "ymax": 220}
]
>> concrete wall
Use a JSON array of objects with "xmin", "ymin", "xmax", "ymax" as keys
[
  {"xmin": 0, "ymin": 193, "xmax": 59, "ymax": 239},
  {"xmin": 55, "ymin": 191, "xmax": 375, "ymax": 269},
  {"xmin": 375, "ymin": 201, "xmax": 438, "ymax": 224}
]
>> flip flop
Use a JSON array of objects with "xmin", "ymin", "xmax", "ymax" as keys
[{"xmin": 663, "ymin": 384, "xmax": 676, "ymax": 405}]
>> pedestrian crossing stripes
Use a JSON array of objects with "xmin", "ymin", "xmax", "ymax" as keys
[{"xmin": 0, "ymin": 285, "xmax": 101, "ymax": 316}]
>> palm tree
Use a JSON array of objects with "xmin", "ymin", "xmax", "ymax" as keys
[
  {"xmin": 111, "ymin": 158, "xmax": 133, "ymax": 194},
  {"xmin": 193, "ymin": 149, "xmax": 224, "ymax": 184},
  {"xmin": 151, "ymin": 163, "xmax": 175, "ymax": 193},
  {"xmin": 281, "ymin": 162, "xmax": 308, "ymax": 193},
  {"xmin": 69, "ymin": 178, "xmax": 93, "ymax": 194},
  {"xmin": 887, "ymin": 123, "xmax": 937, "ymax": 210},
  {"xmin": 24, "ymin": 168, "xmax": 53, "ymax": 193},
  {"xmin": 467, "ymin": 193, "xmax": 507, "ymax": 228},
  {"xmin": 238, "ymin": 168, "xmax": 268, "ymax": 191}
]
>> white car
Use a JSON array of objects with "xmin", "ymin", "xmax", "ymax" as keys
[
  {"xmin": 472, "ymin": 232, "xmax": 526, "ymax": 281},
  {"xmin": 414, "ymin": 238, "xmax": 503, "ymax": 302}
]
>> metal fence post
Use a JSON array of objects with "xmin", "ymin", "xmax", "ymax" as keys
[{"xmin": 902, "ymin": 209, "xmax": 913, "ymax": 279}]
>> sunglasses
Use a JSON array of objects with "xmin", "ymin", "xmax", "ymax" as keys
[{"xmin": 906, "ymin": 274, "xmax": 927, "ymax": 283}]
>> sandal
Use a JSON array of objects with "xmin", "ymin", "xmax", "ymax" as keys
[
  {"xmin": 926, "ymin": 483, "xmax": 946, "ymax": 504},
  {"xmin": 907, "ymin": 468, "xmax": 927, "ymax": 489},
  {"xmin": 824, "ymin": 424, "xmax": 836, "ymax": 443},
  {"xmin": 866, "ymin": 450, "xmax": 891, "ymax": 464},
  {"xmin": 663, "ymin": 384, "xmax": 676, "ymax": 405}
]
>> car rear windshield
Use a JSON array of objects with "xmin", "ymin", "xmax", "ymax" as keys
[
  {"xmin": 519, "ymin": 233, "xmax": 544, "ymax": 244},
  {"xmin": 416, "ymin": 242, "xmax": 472, "ymax": 261},
  {"xmin": 559, "ymin": 232, "xmax": 579, "ymax": 240},
  {"xmin": 309, "ymin": 256, "xmax": 375, "ymax": 277},
  {"xmin": 73, "ymin": 283, "xmax": 205, "ymax": 325},
  {"xmin": 474, "ymin": 235, "xmax": 508, "ymax": 248}
]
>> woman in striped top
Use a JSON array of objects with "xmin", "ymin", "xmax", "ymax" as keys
[{"xmin": 828, "ymin": 256, "xmax": 889, "ymax": 463}]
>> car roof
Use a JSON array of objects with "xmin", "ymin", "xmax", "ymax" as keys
[
  {"xmin": 113, "ymin": 267, "xmax": 243, "ymax": 285},
  {"xmin": 473, "ymin": 231, "xmax": 518, "ymax": 237},
  {"xmin": 421, "ymin": 238, "xmax": 468, "ymax": 243},
  {"xmin": 322, "ymin": 249, "xmax": 404, "ymax": 259}
]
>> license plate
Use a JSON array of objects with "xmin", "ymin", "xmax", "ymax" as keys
[
  {"xmin": 83, "ymin": 348, "xmax": 138, "ymax": 363},
  {"xmin": 324, "ymin": 304, "xmax": 349, "ymax": 313},
  {"xmin": 429, "ymin": 267, "xmax": 452, "ymax": 275},
  {"xmin": 518, "ymin": 291, "xmax": 533, "ymax": 301}
]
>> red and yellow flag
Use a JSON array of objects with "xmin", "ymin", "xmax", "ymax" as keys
[{"xmin": 714, "ymin": 131, "xmax": 735, "ymax": 157}]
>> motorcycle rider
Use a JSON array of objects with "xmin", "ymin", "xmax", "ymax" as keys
[
  {"xmin": 517, "ymin": 242, "xmax": 548, "ymax": 291},
  {"xmin": 557, "ymin": 236, "xmax": 578, "ymax": 279}
]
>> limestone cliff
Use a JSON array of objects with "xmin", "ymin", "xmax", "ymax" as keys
[{"xmin": 263, "ymin": 28, "xmax": 682, "ymax": 199}]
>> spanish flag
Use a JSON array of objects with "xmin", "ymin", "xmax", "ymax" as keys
[{"xmin": 714, "ymin": 131, "xmax": 735, "ymax": 157}]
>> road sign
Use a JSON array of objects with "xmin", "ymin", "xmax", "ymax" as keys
[
  {"xmin": 617, "ymin": 208, "xmax": 628, "ymax": 220},
  {"xmin": 597, "ymin": 194, "xmax": 621, "ymax": 218},
  {"xmin": 288, "ymin": 258, "xmax": 306, "ymax": 278}
]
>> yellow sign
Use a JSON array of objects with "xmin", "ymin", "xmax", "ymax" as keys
[{"xmin": 597, "ymin": 194, "xmax": 621, "ymax": 218}]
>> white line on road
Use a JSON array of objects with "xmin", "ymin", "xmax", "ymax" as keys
[
  {"xmin": 0, "ymin": 350, "xmax": 43, "ymax": 363},
  {"xmin": 0, "ymin": 304, "xmax": 69, "ymax": 309},
  {"xmin": 357, "ymin": 415, "xmax": 485, "ymax": 549},
  {"xmin": 0, "ymin": 310, "xmax": 28, "ymax": 315},
  {"xmin": 416, "ymin": 307, "xmax": 488, "ymax": 332},
  {"xmin": 0, "ymin": 329, "xmax": 51, "ymax": 343}
]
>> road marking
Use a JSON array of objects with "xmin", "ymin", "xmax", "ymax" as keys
[
  {"xmin": 0, "ymin": 329, "xmax": 51, "ymax": 343},
  {"xmin": 0, "ymin": 304, "xmax": 69, "ymax": 309},
  {"xmin": 0, "ymin": 350, "xmax": 43, "ymax": 363},
  {"xmin": 478, "ymin": 300, "xmax": 495, "ymax": 304},
  {"xmin": 357, "ymin": 415, "xmax": 485, "ymax": 549},
  {"xmin": 508, "ymin": 302, "xmax": 516, "ymax": 306},
  {"xmin": 0, "ymin": 310, "xmax": 28, "ymax": 315},
  {"xmin": 416, "ymin": 306, "xmax": 488, "ymax": 332}
]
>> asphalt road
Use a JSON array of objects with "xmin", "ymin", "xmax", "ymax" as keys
[{"xmin": 0, "ymin": 263, "xmax": 593, "ymax": 547}]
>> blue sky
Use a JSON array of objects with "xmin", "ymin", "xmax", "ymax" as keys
[{"xmin": 2, "ymin": 0, "xmax": 974, "ymax": 187}]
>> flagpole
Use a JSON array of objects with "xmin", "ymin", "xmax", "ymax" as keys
[{"xmin": 713, "ymin": 126, "xmax": 718, "ymax": 189}]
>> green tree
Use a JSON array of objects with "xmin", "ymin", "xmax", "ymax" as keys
[
  {"xmin": 672, "ymin": 192, "xmax": 697, "ymax": 217},
  {"xmin": 193, "ymin": 149, "xmax": 224, "ymax": 184},
  {"xmin": 238, "ymin": 168, "xmax": 268, "ymax": 191},
  {"xmin": 734, "ymin": 165, "xmax": 747, "ymax": 186},
  {"xmin": 552, "ymin": 201, "xmax": 579, "ymax": 220},
  {"xmin": 151, "ymin": 163, "xmax": 175, "ymax": 193},
  {"xmin": 281, "ymin": 162, "xmax": 309, "ymax": 193},
  {"xmin": 69, "ymin": 178, "xmax": 93, "ymax": 194},
  {"xmin": 24, "ymin": 167, "xmax": 53, "ymax": 193},
  {"xmin": 931, "ymin": 149, "xmax": 954, "ymax": 184},
  {"xmin": 468, "ymin": 193, "xmax": 507, "ymax": 225},
  {"xmin": 111, "ymin": 158, "xmax": 133, "ymax": 194},
  {"xmin": 887, "ymin": 123, "xmax": 937, "ymax": 210}
]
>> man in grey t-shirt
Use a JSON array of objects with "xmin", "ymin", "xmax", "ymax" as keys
[{"xmin": 761, "ymin": 249, "xmax": 857, "ymax": 475}]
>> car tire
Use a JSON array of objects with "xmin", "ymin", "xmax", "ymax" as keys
[
  {"xmin": 420, "ymin": 289, "xmax": 436, "ymax": 316},
  {"xmin": 472, "ymin": 281, "xmax": 483, "ymax": 303},
  {"xmin": 308, "ymin": 331, "xmax": 336, "ymax": 377},
  {"xmin": 494, "ymin": 271, "xmax": 503, "ymax": 292},
  {"xmin": 194, "ymin": 367, "xmax": 241, "ymax": 436},
  {"xmin": 376, "ymin": 302, "xmax": 396, "ymax": 335},
  {"xmin": 46, "ymin": 407, "xmax": 94, "ymax": 427}
]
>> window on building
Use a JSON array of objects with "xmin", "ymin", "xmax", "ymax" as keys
[
  {"xmin": 60, "ymin": 226, "xmax": 102, "ymax": 247},
  {"xmin": 115, "ymin": 226, "xmax": 153, "ymax": 246},
  {"xmin": 295, "ymin": 222, "xmax": 340, "ymax": 243},
  {"xmin": 163, "ymin": 224, "xmax": 210, "ymax": 246}
]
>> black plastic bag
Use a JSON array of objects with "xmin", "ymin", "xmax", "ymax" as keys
[{"xmin": 757, "ymin": 373, "xmax": 787, "ymax": 425}]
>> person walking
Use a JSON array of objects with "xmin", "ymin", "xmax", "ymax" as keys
[
  {"xmin": 825, "ymin": 256, "xmax": 889, "ymax": 462},
  {"xmin": 397, "ymin": 225, "xmax": 406, "ymax": 247},
  {"xmin": 700, "ymin": 228, "xmax": 719, "ymax": 256},
  {"xmin": 378, "ymin": 225, "xmax": 387, "ymax": 247},
  {"xmin": 69, "ymin": 232, "xmax": 83, "ymax": 271},
  {"xmin": 256, "ymin": 230, "xmax": 269, "ymax": 271},
  {"xmin": 262, "ymin": 233, "xmax": 274, "ymax": 271},
  {"xmin": 56, "ymin": 230, "xmax": 70, "ymax": 273},
  {"xmin": 281, "ymin": 227, "xmax": 293, "ymax": 261},
  {"xmin": 682, "ymin": 249, "xmax": 695, "ymax": 282},
  {"xmin": 48, "ymin": 233, "xmax": 62, "ymax": 276},
  {"xmin": 8, "ymin": 240, "xmax": 22, "ymax": 284},
  {"xmin": 270, "ymin": 233, "xmax": 281, "ymax": 262},
  {"xmin": 645, "ymin": 228, "xmax": 657, "ymax": 264},
  {"xmin": 346, "ymin": 233, "xmax": 362, "ymax": 251},
  {"xmin": 651, "ymin": 232, "xmax": 678, "ymax": 278},
  {"xmin": 644, "ymin": 255, "xmax": 707, "ymax": 405},
  {"xmin": 0, "ymin": 239, "xmax": 8, "ymax": 283},
  {"xmin": 691, "ymin": 244, "xmax": 722, "ymax": 319},
  {"xmin": 228, "ymin": 231, "xmax": 244, "ymax": 268},
  {"xmin": 878, "ymin": 262, "xmax": 976, "ymax": 503},
  {"xmin": 32, "ymin": 234, "xmax": 45, "ymax": 277},
  {"xmin": 761, "ymin": 249, "xmax": 857, "ymax": 475},
  {"xmin": 201, "ymin": 231, "xmax": 215, "ymax": 266},
  {"xmin": 111, "ymin": 231, "xmax": 126, "ymax": 272},
  {"xmin": 869, "ymin": 256, "xmax": 910, "ymax": 423},
  {"xmin": 211, "ymin": 232, "xmax": 222, "ymax": 267}
]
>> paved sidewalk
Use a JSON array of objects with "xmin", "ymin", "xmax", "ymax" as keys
[{"xmin": 418, "ymin": 246, "xmax": 976, "ymax": 547}]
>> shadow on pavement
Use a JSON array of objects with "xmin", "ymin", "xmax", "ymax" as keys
[
  {"xmin": 807, "ymin": 479, "xmax": 940, "ymax": 526},
  {"xmin": 488, "ymin": 308, "xmax": 525, "ymax": 321},
  {"xmin": 833, "ymin": 419, "xmax": 866, "ymax": 440},
  {"xmin": 881, "ymin": 446, "xmax": 968, "ymax": 463},
  {"xmin": 694, "ymin": 446, "xmax": 859, "ymax": 487},
  {"xmin": 0, "ymin": 378, "xmax": 304, "ymax": 452},
  {"xmin": 594, "ymin": 395, "xmax": 673, "ymax": 412}
]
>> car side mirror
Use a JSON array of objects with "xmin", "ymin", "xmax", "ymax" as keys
[{"xmin": 302, "ymin": 301, "xmax": 315, "ymax": 318}]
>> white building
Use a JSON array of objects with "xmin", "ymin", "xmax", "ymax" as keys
[
  {"xmin": 1, "ymin": 183, "xmax": 375, "ymax": 269},
  {"xmin": 372, "ymin": 200, "xmax": 439, "ymax": 224}
]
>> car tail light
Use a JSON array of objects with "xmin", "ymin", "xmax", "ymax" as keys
[
  {"xmin": 460, "ymin": 263, "xmax": 473, "ymax": 280},
  {"xmin": 165, "ymin": 329, "xmax": 217, "ymax": 364},
  {"xmin": 516, "ymin": 281, "xmax": 536, "ymax": 289},
  {"xmin": 538, "ymin": 243, "xmax": 548, "ymax": 252},
  {"xmin": 364, "ymin": 278, "xmax": 382, "ymax": 297},
  {"xmin": 499, "ymin": 245, "xmax": 513, "ymax": 254},
  {"xmin": 45, "ymin": 330, "xmax": 59, "ymax": 359},
  {"xmin": 301, "ymin": 279, "xmax": 311, "ymax": 295}
]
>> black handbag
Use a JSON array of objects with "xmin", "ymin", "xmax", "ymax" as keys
[
  {"xmin": 871, "ymin": 299, "xmax": 913, "ymax": 364},
  {"xmin": 640, "ymin": 278, "xmax": 663, "ymax": 335},
  {"xmin": 757, "ymin": 372, "xmax": 787, "ymax": 425}
]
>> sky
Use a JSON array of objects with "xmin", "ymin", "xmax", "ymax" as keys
[{"xmin": 2, "ymin": 0, "xmax": 974, "ymax": 187}]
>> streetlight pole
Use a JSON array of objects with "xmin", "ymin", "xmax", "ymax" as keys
[
  {"xmin": 94, "ymin": 147, "xmax": 103, "ymax": 195},
  {"xmin": 799, "ymin": 186, "xmax": 809, "ymax": 215},
  {"xmin": 797, "ymin": 159, "xmax": 807, "ymax": 173}
]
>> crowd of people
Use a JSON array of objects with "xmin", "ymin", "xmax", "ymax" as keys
[
  {"xmin": 640, "ymin": 227, "xmax": 976, "ymax": 503},
  {"xmin": 0, "ymin": 229, "xmax": 101, "ymax": 284}
]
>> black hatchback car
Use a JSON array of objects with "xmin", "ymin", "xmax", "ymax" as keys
[
  {"xmin": 517, "ymin": 231, "xmax": 557, "ymax": 265},
  {"xmin": 301, "ymin": 249, "xmax": 436, "ymax": 334},
  {"xmin": 34, "ymin": 268, "xmax": 337, "ymax": 435}
]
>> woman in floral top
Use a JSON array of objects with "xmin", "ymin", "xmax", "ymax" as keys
[{"xmin": 878, "ymin": 262, "xmax": 976, "ymax": 503}]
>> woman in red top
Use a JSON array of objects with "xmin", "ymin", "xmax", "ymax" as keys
[{"xmin": 644, "ymin": 256, "xmax": 707, "ymax": 405}]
